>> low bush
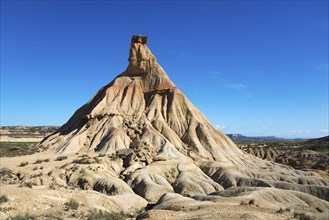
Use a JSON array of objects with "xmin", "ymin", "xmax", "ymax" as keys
[
  {"xmin": 293, "ymin": 212, "xmax": 312, "ymax": 220},
  {"xmin": 239, "ymin": 199, "xmax": 255, "ymax": 206},
  {"xmin": 44, "ymin": 212, "xmax": 64, "ymax": 220},
  {"xmin": 19, "ymin": 162, "xmax": 28, "ymax": 167},
  {"xmin": 9, "ymin": 213, "xmax": 37, "ymax": 220},
  {"xmin": 55, "ymin": 156, "xmax": 67, "ymax": 161},
  {"xmin": 0, "ymin": 195, "xmax": 8, "ymax": 204},
  {"xmin": 64, "ymin": 199, "xmax": 79, "ymax": 210},
  {"xmin": 73, "ymin": 158, "xmax": 92, "ymax": 164},
  {"xmin": 20, "ymin": 182, "xmax": 34, "ymax": 188},
  {"xmin": 94, "ymin": 157, "xmax": 101, "ymax": 163},
  {"xmin": 0, "ymin": 167, "xmax": 13, "ymax": 177},
  {"xmin": 34, "ymin": 159, "xmax": 43, "ymax": 164},
  {"xmin": 87, "ymin": 209, "xmax": 125, "ymax": 220}
]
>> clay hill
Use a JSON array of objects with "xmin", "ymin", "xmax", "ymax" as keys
[{"xmin": 1, "ymin": 36, "xmax": 328, "ymax": 220}]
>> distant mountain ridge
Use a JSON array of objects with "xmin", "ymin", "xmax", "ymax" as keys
[
  {"xmin": 306, "ymin": 135, "xmax": 329, "ymax": 144},
  {"xmin": 0, "ymin": 126, "xmax": 59, "ymax": 142},
  {"xmin": 227, "ymin": 134, "xmax": 299, "ymax": 141},
  {"xmin": 0, "ymin": 128, "xmax": 322, "ymax": 142}
]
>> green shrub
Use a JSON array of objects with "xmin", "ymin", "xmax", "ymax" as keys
[
  {"xmin": 26, "ymin": 182, "xmax": 33, "ymax": 188},
  {"xmin": 73, "ymin": 158, "xmax": 92, "ymax": 164},
  {"xmin": 55, "ymin": 156, "xmax": 67, "ymax": 161},
  {"xmin": 19, "ymin": 162, "xmax": 28, "ymax": 167},
  {"xmin": 0, "ymin": 167, "xmax": 13, "ymax": 177},
  {"xmin": 64, "ymin": 199, "xmax": 79, "ymax": 210},
  {"xmin": 34, "ymin": 159, "xmax": 43, "ymax": 164},
  {"xmin": 44, "ymin": 212, "xmax": 64, "ymax": 220},
  {"xmin": 293, "ymin": 212, "xmax": 312, "ymax": 220},
  {"xmin": 87, "ymin": 209, "xmax": 125, "ymax": 220},
  {"xmin": 0, "ymin": 195, "xmax": 8, "ymax": 204},
  {"xmin": 20, "ymin": 182, "xmax": 34, "ymax": 188},
  {"xmin": 94, "ymin": 157, "xmax": 101, "ymax": 163}
]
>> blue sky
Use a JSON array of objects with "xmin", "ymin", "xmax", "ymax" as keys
[{"xmin": 1, "ymin": 0, "xmax": 328, "ymax": 138}]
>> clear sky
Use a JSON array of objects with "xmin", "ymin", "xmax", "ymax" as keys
[{"xmin": 1, "ymin": 0, "xmax": 328, "ymax": 138}]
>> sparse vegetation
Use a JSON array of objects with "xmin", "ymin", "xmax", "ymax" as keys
[
  {"xmin": 34, "ymin": 159, "xmax": 43, "ymax": 164},
  {"xmin": 73, "ymin": 157, "xmax": 92, "ymax": 164},
  {"xmin": 0, "ymin": 168, "xmax": 16, "ymax": 184},
  {"xmin": 73, "ymin": 155, "xmax": 101, "ymax": 164},
  {"xmin": 25, "ymin": 182, "xmax": 33, "ymax": 188},
  {"xmin": 0, "ymin": 195, "xmax": 9, "ymax": 204},
  {"xmin": 293, "ymin": 212, "xmax": 313, "ymax": 220},
  {"xmin": 0, "ymin": 167, "xmax": 13, "ymax": 177},
  {"xmin": 34, "ymin": 158, "xmax": 49, "ymax": 164},
  {"xmin": 55, "ymin": 156, "xmax": 67, "ymax": 161},
  {"xmin": 0, "ymin": 142, "xmax": 39, "ymax": 157},
  {"xmin": 0, "ymin": 126, "xmax": 58, "ymax": 138},
  {"xmin": 9, "ymin": 213, "xmax": 37, "ymax": 220},
  {"xmin": 276, "ymin": 207, "xmax": 290, "ymax": 213},
  {"xmin": 94, "ymin": 157, "xmax": 101, "ymax": 163},
  {"xmin": 239, "ymin": 199, "xmax": 255, "ymax": 206},
  {"xmin": 49, "ymin": 183, "xmax": 56, "ymax": 190},
  {"xmin": 302, "ymin": 143, "xmax": 329, "ymax": 152},
  {"xmin": 235, "ymin": 137, "xmax": 329, "ymax": 172},
  {"xmin": 87, "ymin": 209, "xmax": 125, "ymax": 220},
  {"xmin": 64, "ymin": 199, "xmax": 79, "ymax": 210},
  {"xmin": 20, "ymin": 182, "xmax": 34, "ymax": 188},
  {"xmin": 44, "ymin": 212, "xmax": 64, "ymax": 220},
  {"xmin": 19, "ymin": 162, "xmax": 28, "ymax": 167}
]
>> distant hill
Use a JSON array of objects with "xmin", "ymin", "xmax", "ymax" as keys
[
  {"xmin": 306, "ymin": 135, "xmax": 329, "ymax": 144},
  {"xmin": 226, "ymin": 134, "xmax": 282, "ymax": 142},
  {"xmin": 0, "ymin": 126, "xmax": 59, "ymax": 142},
  {"xmin": 304, "ymin": 135, "xmax": 329, "ymax": 152}
]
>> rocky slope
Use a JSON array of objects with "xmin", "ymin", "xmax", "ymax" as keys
[{"xmin": 1, "ymin": 36, "xmax": 328, "ymax": 219}]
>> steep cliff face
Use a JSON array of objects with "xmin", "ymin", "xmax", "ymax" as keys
[{"xmin": 38, "ymin": 35, "xmax": 329, "ymax": 205}]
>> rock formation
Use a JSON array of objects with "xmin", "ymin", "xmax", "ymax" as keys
[{"xmin": 28, "ymin": 35, "xmax": 329, "ymax": 218}]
